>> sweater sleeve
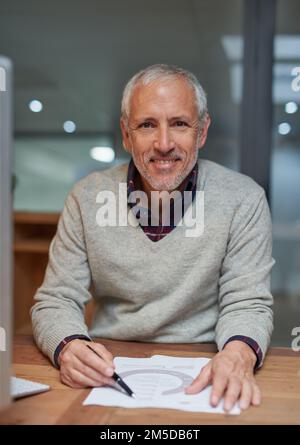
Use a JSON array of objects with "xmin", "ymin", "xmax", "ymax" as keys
[
  {"xmin": 31, "ymin": 187, "xmax": 92, "ymax": 365},
  {"xmin": 215, "ymin": 189, "xmax": 275, "ymax": 366}
]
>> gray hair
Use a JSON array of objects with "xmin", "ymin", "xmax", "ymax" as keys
[{"xmin": 121, "ymin": 64, "xmax": 208, "ymax": 125}]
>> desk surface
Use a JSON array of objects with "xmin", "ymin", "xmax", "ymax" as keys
[{"xmin": 0, "ymin": 335, "xmax": 299, "ymax": 425}]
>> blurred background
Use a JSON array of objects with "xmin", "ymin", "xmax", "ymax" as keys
[{"xmin": 0, "ymin": 0, "xmax": 299, "ymax": 346}]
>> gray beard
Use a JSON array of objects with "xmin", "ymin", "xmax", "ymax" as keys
[
  {"xmin": 140, "ymin": 168, "xmax": 187, "ymax": 191},
  {"xmin": 133, "ymin": 152, "xmax": 198, "ymax": 192}
]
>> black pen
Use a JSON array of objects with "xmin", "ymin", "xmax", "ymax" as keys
[{"xmin": 86, "ymin": 343, "xmax": 136, "ymax": 398}]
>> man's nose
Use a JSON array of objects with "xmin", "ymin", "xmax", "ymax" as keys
[{"xmin": 153, "ymin": 126, "xmax": 175, "ymax": 152}]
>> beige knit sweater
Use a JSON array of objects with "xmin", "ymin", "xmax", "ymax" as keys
[{"xmin": 31, "ymin": 159, "xmax": 274, "ymax": 366}]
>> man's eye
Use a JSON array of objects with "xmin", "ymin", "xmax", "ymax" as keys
[
  {"xmin": 139, "ymin": 122, "xmax": 153, "ymax": 128},
  {"xmin": 175, "ymin": 121, "xmax": 187, "ymax": 127}
]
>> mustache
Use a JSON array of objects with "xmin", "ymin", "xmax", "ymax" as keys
[{"xmin": 145, "ymin": 153, "xmax": 183, "ymax": 162}]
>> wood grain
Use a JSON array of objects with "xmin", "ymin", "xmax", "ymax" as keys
[{"xmin": 0, "ymin": 335, "xmax": 299, "ymax": 425}]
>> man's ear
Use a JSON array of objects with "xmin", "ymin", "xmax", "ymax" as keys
[
  {"xmin": 198, "ymin": 114, "xmax": 211, "ymax": 151},
  {"xmin": 120, "ymin": 117, "xmax": 132, "ymax": 153}
]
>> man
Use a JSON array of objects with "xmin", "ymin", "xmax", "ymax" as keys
[{"xmin": 31, "ymin": 64, "xmax": 274, "ymax": 412}]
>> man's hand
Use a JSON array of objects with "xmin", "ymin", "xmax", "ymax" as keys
[
  {"xmin": 59, "ymin": 339, "xmax": 116, "ymax": 389},
  {"xmin": 185, "ymin": 341, "xmax": 261, "ymax": 412}
]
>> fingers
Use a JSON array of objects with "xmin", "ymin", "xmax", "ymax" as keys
[
  {"xmin": 239, "ymin": 379, "xmax": 252, "ymax": 410},
  {"xmin": 210, "ymin": 372, "xmax": 228, "ymax": 407},
  {"xmin": 185, "ymin": 347, "xmax": 262, "ymax": 412},
  {"xmin": 87, "ymin": 342, "xmax": 114, "ymax": 365},
  {"xmin": 213, "ymin": 374, "xmax": 261, "ymax": 412},
  {"xmin": 72, "ymin": 354, "xmax": 115, "ymax": 387},
  {"xmin": 251, "ymin": 382, "xmax": 261, "ymax": 406},
  {"xmin": 62, "ymin": 368, "xmax": 112, "ymax": 389},
  {"xmin": 59, "ymin": 339, "xmax": 116, "ymax": 389},
  {"xmin": 78, "ymin": 342, "xmax": 115, "ymax": 377},
  {"xmin": 223, "ymin": 376, "xmax": 242, "ymax": 412},
  {"xmin": 185, "ymin": 364, "xmax": 212, "ymax": 394}
]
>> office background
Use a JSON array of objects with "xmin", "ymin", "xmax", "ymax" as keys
[{"xmin": 0, "ymin": 0, "xmax": 299, "ymax": 347}]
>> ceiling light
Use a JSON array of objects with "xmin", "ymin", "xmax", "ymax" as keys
[
  {"xmin": 285, "ymin": 101, "xmax": 298, "ymax": 114},
  {"xmin": 90, "ymin": 146, "xmax": 115, "ymax": 163},
  {"xmin": 278, "ymin": 122, "xmax": 291, "ymax": 135},
  {"xmin": 29, "ymin": 100, "xmax": 43, "ymax": 113},
  {"xmin": 63, "ymin": 120, "xmax": 76, "ymax": 133}
]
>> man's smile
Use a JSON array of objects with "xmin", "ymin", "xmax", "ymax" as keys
[{"xmin": 148, "ymin": 157, "xmax": 182, "ymax": 172}]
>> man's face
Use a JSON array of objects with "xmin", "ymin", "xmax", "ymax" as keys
[{"xmin": 121, "ymin": 77, "xmax": 210, "ymax": 192}]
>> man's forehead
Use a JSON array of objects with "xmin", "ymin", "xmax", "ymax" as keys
[
  {"xmin": 132, "ymin": 78, "xmax": 193, "ymax": 99},
  {"xmin": 129, "ymin": 78, "xmax": 197, "ymax": 117}
]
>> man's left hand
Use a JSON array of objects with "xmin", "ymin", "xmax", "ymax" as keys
[{"xmin": 185, "ymin": 340, "xmax": 261, "ymax": 412}]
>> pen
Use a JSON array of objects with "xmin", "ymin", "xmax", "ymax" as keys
[{"xmin": 86, "ymin": 343, "xmax": 136, "ymax": 398}]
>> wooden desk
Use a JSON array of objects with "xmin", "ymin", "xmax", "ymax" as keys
[{"xmin": 0, "ymin": 335, "xmax": 299, "ymax": 425}]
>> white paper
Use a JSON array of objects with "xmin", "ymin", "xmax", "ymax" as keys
[{"xmin": 83, "ymin": 355, "xmax": 240, "ymax": 415}]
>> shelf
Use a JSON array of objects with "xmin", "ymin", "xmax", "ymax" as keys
[
  {"xmin": 14, "ymin": 211, "xmax": 59, "ymax": 225},
  {"xmin": 14, "ymin": 239, "xmax": 52, "ymax": 253},
  {"xmin": 13, "ymin": 211, "xmax": 60, "ymax": 332}
]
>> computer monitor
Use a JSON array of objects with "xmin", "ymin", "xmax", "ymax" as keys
[{"xmin": 0, "ymin": 56, "xmax": 13, "ymax": 408}]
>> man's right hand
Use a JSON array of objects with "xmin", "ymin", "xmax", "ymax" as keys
[{"xmin": 59, "ymin": 339, "xmax": 116, "ymax": 388}]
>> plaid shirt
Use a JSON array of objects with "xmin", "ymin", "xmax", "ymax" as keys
[
  {"xmin": 53, "ymin": 159, "xmax": 262, "ymax": 369},
  {"xmin": 127, "ymin": 158, "xmax": 198, "ymax": 242}
]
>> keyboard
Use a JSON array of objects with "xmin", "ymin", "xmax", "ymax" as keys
[{"xmin": 11, "ymin": 377, "xmax": 50, "ymax": 399}]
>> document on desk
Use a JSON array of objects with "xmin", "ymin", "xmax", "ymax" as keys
[{"xmin": 83, "ymin": 355, "xmax": 240, "ymax": 415}]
